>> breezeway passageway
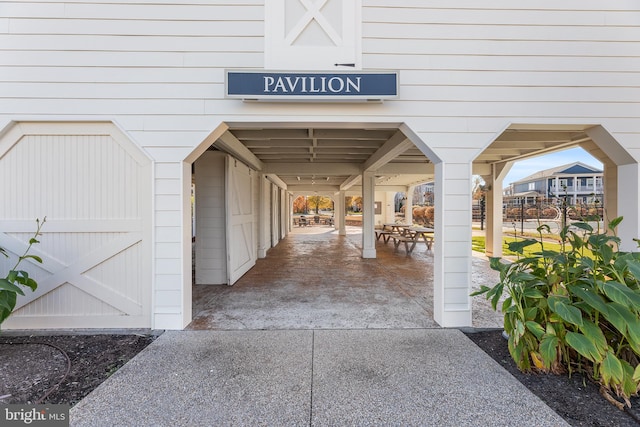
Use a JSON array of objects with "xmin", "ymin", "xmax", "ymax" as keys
[{"xmin": 188, "ymin": 226, "xmax": 503, "ymax": 330}]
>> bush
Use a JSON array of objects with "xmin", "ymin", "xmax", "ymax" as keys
[{"xmin": 472, "ymin": 217, "xmax": 640, "ymax": 409}]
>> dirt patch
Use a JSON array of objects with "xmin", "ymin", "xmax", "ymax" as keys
[
  {"xmin": 0, "ymin": 333, "xmax": 158, "ymax": 407},
  {"xmin": 465, "ymin": 329, "xmax": 640, "ymax": 427}
]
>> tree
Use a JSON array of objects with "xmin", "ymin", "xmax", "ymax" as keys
[
  {"xmin": 346, "ymin": 196, "xmax": 363, "ymax": 213},
  {"xmin": 307, "ymin": 195, "xmax": 332, "ymax": 214},
  {"xmin": 293, "ymin": 196, "xmax": 307, "ymax": 214}
]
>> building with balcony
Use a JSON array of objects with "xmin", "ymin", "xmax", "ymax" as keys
[{"xmin": 504, "ymin": 162, "xmax": 604, "ymax": 206}]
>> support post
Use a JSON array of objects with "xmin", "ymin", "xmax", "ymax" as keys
[
  {"xmin": 405, "ymin": 185, "xmax": 415, "ymax": 225},
  {"xmin": 362, "ymin": 171, "xmax": 376, "ymax": 258}
]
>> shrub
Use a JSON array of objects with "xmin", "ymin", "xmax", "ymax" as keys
[
  {"xmin": 0, "ymin": 218, "xmax": 45, "ymax": 329},
  {"xmin": 472, "ymin": 217, "xmax": 640, "ymax": 409}
]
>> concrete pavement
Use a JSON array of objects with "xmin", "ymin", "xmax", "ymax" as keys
[{"xmin": 70, "ymin": 329, "xmax": 568, "ymax": 426}]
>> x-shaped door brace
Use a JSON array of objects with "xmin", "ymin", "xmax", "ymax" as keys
[
  {"xmin": 285, "ymin": 0, "xmax": 342, "ymax": 46},
  {"xmin": 1, "ymin": 232, "xmax": 143, "ymax": 315}
]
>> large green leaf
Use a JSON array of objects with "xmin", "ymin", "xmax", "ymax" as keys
[
  {"xmin": 525, "ymin": 320, "xmax": 545, "ymax": 339},
  {"xmin": 549, "ymin": 298, "xmax": 583, "ymax": 327},
  {"xmin": 565, "ymin": 331, "xmax": 603, "ymax": 363},
  {"xmin": 621, "ymin": 360, "xmax": 638, "ymax": 399},
  {"xmin": 572, "ymin": 222, "xmax": 594, "ymax": 232},
  {"xmin": 625, "ymin": 259, "xmax": 640, "ymax": 283},
  {"xmin": 514, "ymin": 319, "xmax": 526, "ymax": 344},
  {"xmin": 524, "ymin": 307, "xmax": 538, "ymax": 321},
  {"xmin": 600, "ymin": 351, "xmax": 624, "ymax": 387},
  {"xmin": 0, "ymin": 278, "xmax": 25, "ymax": 295},
  {"xmin": 608, "ymin": 216, "xmax": 624, "ymax": 231},
  {"xmin": 523, "ymin": 287, "xmax": 545, "ymax": 299},
  {"xmin": 633, "ymin": 364, "xmax": 640, "ymax": 383},
  {"xmin": 602, "ymin": 281, "xmax": 640, "ymax": 308},
  {"xmin": 579, "ymin": 319, "xmax": 608, "ymax": 354},
  {"xmin": 568, "ymin": 285, "xmax": 609, "ymax": 315},
  {"xmin": 540, "ymin": 333, "xmax": 559, "ymax": 369},
  {"xmin": 507, "ymin": 238, "xmax": 538, "ymax": 254},
  {"xmin": 501, "ymin": 296, "xmax": 513, "ymax": 313},
  {"xmin": 603, "ymin": 302, "xmax": 638, "ymax": 340}
]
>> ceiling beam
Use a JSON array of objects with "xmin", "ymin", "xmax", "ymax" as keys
[
  {"xmin": 376, "ymin": 163, "xmax": 434, "ymax": 174},
  {"xmin": 215, "ymin": 131, "xmax": 264, "ymax": 171},
  {"xmin": 287, "ymin": 184, "xmax": 341, "ymax": 192},
  {"xmin": 363, "ymin": 131, "xmax": 414, "ymax": 171},
  {"xmin": 263, "ymin": 162, "xmax": 361, "ymax": 175},
  {"xmin": 340, "ymin": 175, "xmax": 361, "ymax": 191},
  {"xmin": 265, "ymin": 174, "xmax": 287, "ymax": 189}
]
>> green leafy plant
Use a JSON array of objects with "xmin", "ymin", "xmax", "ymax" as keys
[
  {"xmin": 472, "ymin": 217, "xmax": 640, "ymax": 409},
  {"xmin": 0, "ymin": 218, "xmax": 46, "ymax": 328}
]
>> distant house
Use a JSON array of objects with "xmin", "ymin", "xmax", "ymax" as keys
[{"xmin": 504, "ymin": 162, "xmax": 604, "ymax": 206}]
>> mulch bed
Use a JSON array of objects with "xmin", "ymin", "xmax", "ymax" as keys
[
  {"xmin": 0, "ymin": 334, "xmax": 157, "ymax": 407},
  {"xmin": 465, "ymin": 329, "xmax": 640, "ymax": 427}
]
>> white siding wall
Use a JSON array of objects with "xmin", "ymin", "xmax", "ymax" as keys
[
  {"xmin": 2, "ymin": 1, "xmax": 640, "ymax": 328},
  {"xmin": 194, "ymin": 151, "xmax": 226, "ymax": 285}
]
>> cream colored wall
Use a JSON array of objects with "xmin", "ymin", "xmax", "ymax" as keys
[{"xmin": 2, "ymin": 1, "xmax": 639, "ymax": 328}]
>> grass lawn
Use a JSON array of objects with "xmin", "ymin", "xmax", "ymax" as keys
[{"xmin": 472, "ymin": 235, "xmax": 595, "ymax": 258}]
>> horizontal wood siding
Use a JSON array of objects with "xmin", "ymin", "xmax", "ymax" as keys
[{"xmin": 2, "ymin": 1, "xmax": 639, "ymax": 328}]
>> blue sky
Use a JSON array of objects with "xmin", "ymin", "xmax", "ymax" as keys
[{"xmin": 502, "ymin": 147, "xmax": 603, "ymax": 186}]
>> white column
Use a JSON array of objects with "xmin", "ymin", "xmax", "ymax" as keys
[
  {"xmin": 362, "ymin": 171, "xmax": 376, "ymax": 258},
  {"xmin": 404, "ymin": 185, "xmax": 415, "ymax": 225},
  {"xmin": 385, "ymin": 191, "xmax": 396, "ymax": 224},
  {"xmin": 337, "ymin": 190, "xmax": 346, "ymax": 236},
  {"xmin": 433, "ymin": 161, "xmax": 472, "ymax": 327},
  {"xmin": 617, "ymin": 163, "xmax": 640, "ymax": 251},
  {"xmin": 485, "ymin": 162, "xmax": 512, "ymax": 258},
  {"xmin": 257, "ymin": 174, "xmax": 271, "ymax": 258}
]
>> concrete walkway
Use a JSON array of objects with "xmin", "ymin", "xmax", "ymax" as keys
[
  {"xmin": 71, "ymin": 226, "xmax": 568, "ymax": 425},
  {"xmin": 70, "ymin": 329, "xmax": 568, "ymax": 426}
]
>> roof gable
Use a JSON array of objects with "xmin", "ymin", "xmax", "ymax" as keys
[
  {"xmin": 512, "ymin": 161, "xmax": 602, "ymax": 184},
  {"xmin": 559, "ymin": 164, "xmax": 599, "ymax": 174}
]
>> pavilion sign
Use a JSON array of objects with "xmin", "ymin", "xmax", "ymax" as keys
[{"xmin": 225, "ymin": 70, "xmax": 398, "ymax": 101}]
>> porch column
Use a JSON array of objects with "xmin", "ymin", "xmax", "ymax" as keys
[
  {"xmin": 485, "ymin": 162, "xmax": 512, "ymax": 258},
  {"xmin": 602, "ymin": 159, "xmax": 618, "ymax": 223},
  {"xmin": 404, "ymin": 185, "xmax": 415, "ymax": 225},
  {"xmin": 385, "ymin": 191, "xmax": 396, "ymax": 224},
  {"xmin": 288, "ymin": 192, "xmax": 294, "ymax": 233},
  {"xmin": 362, "ymin": 171, "xmax": 376, "ymax": 258},
  {"xmin": 617, "ymin": 163, "xmax": 640, "ymax": 251},
  {"xmin": 433, "ymin": 160, "xmax": 472, "ymax": 327},
  {"xmin": 337, "ymin": 190, "xmax": 346, "ymax": 236},
  {"xmin": 257, "ymin": 174, "xmax": 271, "ymax": 258}
]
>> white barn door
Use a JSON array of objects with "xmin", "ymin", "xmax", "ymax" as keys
[
  {"xmin": 225, "ymin": 157, "xmax": 257, "ymax": 285},
  {"xmin": 0, "ymin": 122, "xmax": 151, "ymax": 329},
  {"xmin": 265, "ymin": 0, "xmax": 361, "ymax": 70}
]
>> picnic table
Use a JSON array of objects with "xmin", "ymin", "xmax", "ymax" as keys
[
  {"xmin": 376, "ymin": 223, "xmax": 411, "ymax": 243},
  {"xmin": 382, "ymin": 224, "xmax": 434, "ymax": 253}
]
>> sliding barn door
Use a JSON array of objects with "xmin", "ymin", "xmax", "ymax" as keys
[{"xmin": 225, "ymin": 157, "xmax": 257, "ymax": 285}]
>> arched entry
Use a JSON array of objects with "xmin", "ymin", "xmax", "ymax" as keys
[
  {"xmin": 475, "ymin": 124, "xmax": 639, "ymax": 257},
  {"xmin": 183, "ymin": 121, "xmax": 461, "ymax": 328}
]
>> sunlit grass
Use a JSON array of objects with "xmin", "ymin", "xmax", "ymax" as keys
[{"xmin": 472, "ymin": 235, "xmax": 595, "ymax": 258}]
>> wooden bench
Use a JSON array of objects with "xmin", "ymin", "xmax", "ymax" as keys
[
  {"xmin": 390, "ymin": 230, "xmax": 434, "ymax": 253},
  {"xmin": 391, "ymin": 234, "xmax": 418, "ymax": 253},
  {"xmin": 375, "ymin": 230, "xmax": 394, "ymax": 243}
]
